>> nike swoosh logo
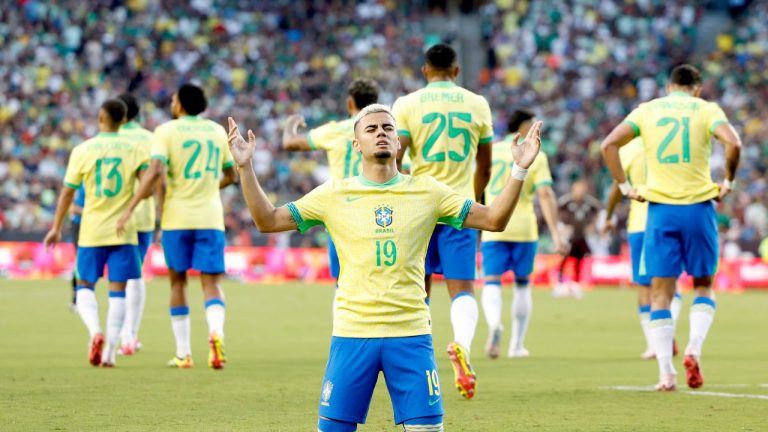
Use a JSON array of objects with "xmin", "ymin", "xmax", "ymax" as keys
[
  {"xmin": 345, "ymin": 196, "xmax": 363, "ymax": 202},
  {"xmin": 428, "ymin": 398, "xmax": 440, "ymax": 406}
]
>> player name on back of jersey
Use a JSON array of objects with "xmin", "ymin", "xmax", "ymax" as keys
[
  {"xmin": 420, "ymin": 91, "xmax": 464, "ymax": 103},
  {"xmin": 175, "ymin": 122, "xmax": 217, "ymax": 133}
]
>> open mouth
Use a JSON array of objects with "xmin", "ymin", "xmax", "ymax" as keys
[{"xmin": 376, "ymin": 140, "xmax": 389, "ymax": 147}]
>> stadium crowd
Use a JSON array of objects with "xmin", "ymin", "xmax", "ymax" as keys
[{"xmin": 0, "ymin": 0, "xmax": 765, "ymax": 257}]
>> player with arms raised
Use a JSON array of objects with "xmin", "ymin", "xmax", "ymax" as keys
[
  {"xmin": 480, "ymin": 109, "xmax": 567, "ymax": 359},
  {"xmin": 392, "ymin": 43, "xmax": 493, "ymax": 399},
  {"xmin": 45, "ymin": 99, "xmax": 149, "ymax": 367},
  {"xmin": 601, "ymin": 65, "xmax": 741, "ymax": 391},
  {"xmin": 119, "ymin": 84, "xmax": 237, "ymax": 369},
  {"xmin": 282, "ymin": 78, "xmax": 380, "ymax": 279},
  {"xmin": 228, "ymin": 105, "xmax": 541, "ymax": 432}
]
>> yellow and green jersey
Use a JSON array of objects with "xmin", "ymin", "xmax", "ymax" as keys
[
  {"xmin": 151, "ymin": 115, "xmax": 234, "ymax": 231},
  {"xmin": 287, "ymin": 173, "xmax": 473, "ymax": 338},
  {"xmin": 482, "ymin": 134, "xmax": 552, "ymax": 242},
  {"xmin": 307, "ymin": 117, "xmax": 360, "ymax": 179},
  {"xmin": 619, "ymin": 137, "xmax": 648, "ymax": 233},
  {"xmin": 392, "ymin": 81, "xmax": 494, "ymax": 200},
  {"xmin": 120, "ymin": 121, "xmax": 156, "ymax": 232},
  {"xmin": 623, "ymin": 92, "xmax": 729, "ymax": 204},
  {"xmin": 64, "ymin": 132, "xmax": 150, "ymax": 247}
]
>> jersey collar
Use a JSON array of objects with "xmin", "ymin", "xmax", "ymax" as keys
[
  {"xmin": 181, "ymin": 115, "xmax": 202, "ymax": 121},
  {"xmin": 668, "ymin": 91, "xmax": 692, "ymax": 98},
  {"xmin": 121, "ymin": 121, "xmax": 140, "ymax": 130},
  {"xmin": 97, "ymin": 131, "xmax": 120, "ymax": 137},
  {"xmin": 425, "ymin": 81, "xmax": 456, "ymax": 89},
  {"xmin": 357, "ymin": 172, "xmax": 403, "ymax": 188}
]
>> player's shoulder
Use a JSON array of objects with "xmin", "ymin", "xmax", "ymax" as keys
[
  {"xmin": 153, "ymin": 119, "xmax": 177, "ymax": 134},
  {"xmin": 409, "ymin": 174, "xmax": 449, "ymax": 191}
]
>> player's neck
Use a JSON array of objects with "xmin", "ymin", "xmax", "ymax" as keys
[
  {"xmin": 426, "ymin": 75, "xmax": 454, "ymax": 84},
  {"xmin": 360, "ymin": 162, "xmax": 400, "ymax": 185}
]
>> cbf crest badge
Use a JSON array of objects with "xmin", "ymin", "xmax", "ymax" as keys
[
  {"xmin": 375, "ymin": 205, "xmax": 393, "ymax": 228},
  {"xmin": 321, "ymin": 380, "xmax": 333, "ymax": 407}
]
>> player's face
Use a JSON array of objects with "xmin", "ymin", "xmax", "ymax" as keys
[{"xmin": 354, "ymin": 112, "xmax": 400, "ymax": 160}]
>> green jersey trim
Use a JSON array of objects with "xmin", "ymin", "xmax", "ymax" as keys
[
  {"xmin": 397, "ymin": 129, "xmax": 411, "ymax": 138},
  {"xmin": 307, "ymin": 130, "xmax": 317, "ymax": 150},
  {"xmin": 180, "ymin": 115, "xmax": 202, "ymax": 121},
  {"xmin": 532, "ymin": 180, "xmax": 553, "ymax": 191},
  {"xmin": 97, "ymin": 132, "xmax": 120, "ymax": 137},
  {"xmin": 357, "ymin": 172, "xmax": 403, "ymax": 188},
  {"xmin": 138, "ymin": 163, "xmax": 149, "ymax": 171},
  {"xmin": 120, "ymin": 121, "xmax": 140, "ymax": 130},
  {"xmin": 151, "ymin": 155, "xmax": 169, "ymax": 165},
  {"xmin": 64, "ymin": 181, "xmax": 80, "ymax": 189},
  {"xmin": 222, "ymin": 160, "xmax": 234, "ymax": 169},
  {"xmin": 479, "ymin": 136, "xmax": 494, "ymax": 145},
  {"xmin": 425, "ymin": 81, "xmax": 457, "ymax": 89},
  {"xmin": 285, "ymin": 202, "xmax": 324, "ymax": 233},
  {"xmin": 709, "ymin": 119, "xmax": 728, "ymax": 134},
  {"xmin": 438, "ymin": 199, "xmax": 473, "ymax": 230},
  {"xmin": 624, "ymin": 120, "xmax": 640, "ymax": 137}
]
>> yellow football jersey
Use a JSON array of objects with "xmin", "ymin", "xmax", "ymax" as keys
[
  {"xmin": 120, "ymin": 121, "xmax": 156, "ymax": 232},
  {"xmin": 287, "ymin": 173, "xmax": 473, "ymax": 338},
  {"xmin": 392, "ymin": 81, "xmax": 494, "ymax": 200},
  {"xmin": 152, "ymin": 115, "xmax": 234, "ymax": 231},
  {"xmin": 63, "ymin": 132, "xmax": 150, "ymax": 246},
  {"xmin": 619, "ymin": 138, "xmax": 648, "ymax": 233},
  {"xmin": 624, "ymin": 92, "xmax": 729, "ymax": 204},
  {"xmin": 307, "ymin": 117, "xmax": 360, "ymax": 179},
  {"xmin": 482, "ymin": 135, "xmax": 553, "ymax": 242}
]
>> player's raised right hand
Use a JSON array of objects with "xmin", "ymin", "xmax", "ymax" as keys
[{"xmin": 227, "ymin": 117, "xmax": 256, "ymax": 169}]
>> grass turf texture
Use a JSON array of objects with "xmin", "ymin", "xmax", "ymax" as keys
[{"xmin": 1, "ymin": 279, "xmax": 766, "ymax": 431}]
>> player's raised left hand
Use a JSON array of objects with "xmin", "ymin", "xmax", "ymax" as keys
[
  {"xmin": 43, "ymin": 228, "xmax": 61, "ymax": 249},
  {"xmin": 227, "ymin": 117, "xmax": 257, "ymax": 169},
  {"xmin": 511, "ymin": 120, "xmax": 543, "ymax": 169}
]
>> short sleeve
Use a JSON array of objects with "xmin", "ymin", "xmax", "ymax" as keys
[
  {"xmin": 477, "ymin": 98, "xmax": 494, "ymax": 145},
  {"xmin": 623, "ymin": 104, "xmax": 645, "ymax": 137},
  {"xmin": 307, "ymin": 121, "xmax": 335, "ymax": 151},
  {"xmin": 151, "ymin": 125, "xmax": 169, "ymax": 165},
  {"xmin": 392, "ymin": 97, "xmax": 411, "ymax": 138},
  {"xmin": 706, "ymin": 102, "xmax": 729, "ymax": 134},
  {"xmin": 285, "ymin": 181, "xmax": 331, "ymax": 233},
  {"xmin": 531, "ymin": 153, "xmax": 553, "ymax": 190},
  {"xmin": 63, "ymin": 147, "xmax": 83, "ymax": 189},
  {"xmin": 431, "ymin": 178, "xmax": 473, "ymax": 230},
  {"xmin": 218, "ymin": 127, "xmax": 234, "ymax": 169}
]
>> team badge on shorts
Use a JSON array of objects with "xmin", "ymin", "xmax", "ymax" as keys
[
  {"xmin": 375, "ymin": 205, "xmax": 393, "ymax": 228},
  {"xmin": 321, "ymin": 380, "xmax": 333, "ymax": 407}
]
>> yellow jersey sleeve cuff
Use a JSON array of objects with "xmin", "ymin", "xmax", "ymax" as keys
[
  {"xmin": 623, "ymin": 120, "xmax": 640, "ymax": 137},
  {"xmin": 151, "ymin": 155, "xmax": 169, "ymax": 165},
  {"xmin": 397, "ymin": 129, "xmax": 411, "ymax": 138},
  {"xmin": 64, "ymin": 181, "xmax": 80, "ymax": 189},
  {"xmin": 307, "ymin": 131, "xmax": 317, "ymax": 150},
  {"xmin": 532, "ymin": 180, "xmax": 553, "ymax": 191},
  {"xmin": 437, "ymin": 199, "xmax": 473, "ymax": 230},
  {"xmin": 709, "ymin": 119, "xmax": 728, "ymax": 134},
  {"xmin": 479, "ymin": 136, "xmax": 493, "ymax": 145},
  {"xmin": 285, "ymin": 202, "xmax": 323, "ymax": 233},
  {"xmin": 222, "ymin": 160, "xmax": 234, "ymax": 169}
]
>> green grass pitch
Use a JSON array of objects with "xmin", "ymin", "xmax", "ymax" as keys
[{"xmin": 1, "ymin": 279, "xmax": 766, "ymax": 431}]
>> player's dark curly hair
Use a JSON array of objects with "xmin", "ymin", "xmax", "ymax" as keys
[
  {"xmin": 425, "ymin": 43, "xmax": 457, "ymax": 71},
  {"xmin": 177, "ymin": 84, "xmax": 207, "ymax": 115},
  {"xmin": 670, "ymin": 64, "xmax": 702, "ymax": 88},
  {"xmin": 348, "ymin": 79, "xmax": 380, "ymax": 111},
  {"xmin": 117, "ymin": 93, "xmax": 140, "ymax": 121},
  {"xmin": 101, "ymin": 99, "xmax": 127, "ymax": 125},
  {"xmin": 508, "ymin": 109, "xmax": 535, "ymax": 134}
]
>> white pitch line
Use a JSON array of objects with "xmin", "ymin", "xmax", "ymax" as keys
[{"xmin": 604, "ymin": 386, "xmax": 768, "ymax": 400}]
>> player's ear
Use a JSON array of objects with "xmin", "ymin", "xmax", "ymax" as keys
[
  {"xmin": 352, "ymin": 138, "xmax": 362, "ymax": 153},
  {"xmin": 346, "ymin": 96, "xmax": 355, "ymax": 114},
  {"xmin": 692, "ymin": 85, "xmax": 702, "ymax": 98},
  {"xmin": 421, "ymin": 65, "xmax": 428, "ymax": 79},
  {"xmin": 453, "ymin": 65, "xmax": 460, "ymax": 79}
]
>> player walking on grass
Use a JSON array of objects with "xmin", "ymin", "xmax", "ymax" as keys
[
  {"xmin": 604, "ymin": 137, "xmax": 682, "ymax": 360},
  {"xmin": 118, "ymin": 84, "xmax": 237, "ymax": 370},
  {"xmin": 480, "ymin": 109, "xmax": 567, "ymax": 359},
  {"xmin": 115, "ymin": 93, "xmax": 156, "ymax": 356},
  {"xmin": 228, "ymin": 105, "xmax": 541, "ymax": 431},
  {"xmin": 44, "ymin": 99, "xmax": 149, "ymax": 367},
  {"xmin": 601, "ymin": 65, "xmax": 741, "ymax": 391},
  {"xmin": 392, "ymin": 43, "xmax": 494, "ymax": 399},
  {"xmin": 282, "ymin": 78, "xmax": 380, "ymax": 280}
]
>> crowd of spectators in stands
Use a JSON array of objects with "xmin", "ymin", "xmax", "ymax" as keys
[{"xmin": 0, "ymin": 0, "xmax": 765, "ymax": 257}]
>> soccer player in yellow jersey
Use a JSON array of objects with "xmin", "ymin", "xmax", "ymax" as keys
[
  {"xmin": 281, "ymin": 78, "xmax": 380, "ymax": 278},
  {"xmin": 480, "ymin": 109, "xmax": 567, "ymax": 359},
  {"xmin": 604, "ymin": 137, "xmax": 682, "ymax": 360},
  {"xmin": 227, "ymin": 105, "xmax": 542, "ymax": 431},
  {"xmin": 119, "ymin": 84, "xmax": 237, "ymax": 370},
  {"xmin": 115, "ymin": 93, "xmax": 155, "ymax": 356},
  {"xmin": 602, "ymin": 65, "xmax": 742, "ymax": 391},
  {"xmin": 392, "ymin": 44, "xmax": 493, "ymax": 398},
  {"xmin": 44, "ymin": 99, "xmax": 150, "ymax": 367}
]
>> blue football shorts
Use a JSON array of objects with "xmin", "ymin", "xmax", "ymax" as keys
[
  {"xmin": 137, "ymin": 231, "xmax": 153, "ymax": 264},
  {"xmin": 481, "ymin": 240, "xmax": 538, "ymax": 278},
  {"xmin": 425, "ymin": 225, "xmax": 477, "ymax": 280},
  {"xmin": 161, "ymin": 229, "xmax": 226, "ymax": 274},
  {"xmin": 76, "ymin": 244, "xmax": 142, "ymax": 284},
  {"xmin": 628, "ymin": 231, "xmax": 651, "ymax": 286}
]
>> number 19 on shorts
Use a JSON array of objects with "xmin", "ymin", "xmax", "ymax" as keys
[{"xmin": 426, "ymin": 369, "xmax": 441, "ymax": 396}]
